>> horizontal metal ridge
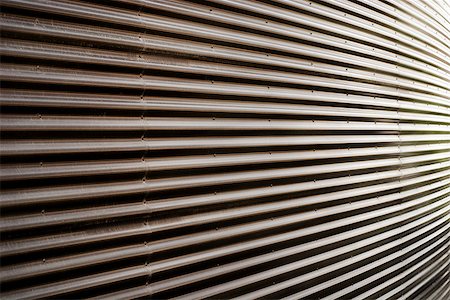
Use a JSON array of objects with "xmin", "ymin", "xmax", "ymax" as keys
[{"xmin": 1, "ymin": 0, "xmax": 448, "ymax": 299}]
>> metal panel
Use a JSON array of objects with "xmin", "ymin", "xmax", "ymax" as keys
[{"xmin": 0, "ymin": 0, "xmax": 449, "ymax": 299}]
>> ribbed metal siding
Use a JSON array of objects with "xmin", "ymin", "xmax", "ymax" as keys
[{"xmin": 0, "ymin": 0, "xmax": 449, "ymax": 299}]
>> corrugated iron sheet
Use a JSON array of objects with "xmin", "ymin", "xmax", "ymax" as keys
[{"xmin": 0, "ymin": 0, "xmax": 449, "ymax": 299}]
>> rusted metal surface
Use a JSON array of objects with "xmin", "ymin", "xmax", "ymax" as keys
[{"xmin": 0, "ymin": 0, "xmax": 449, "ymax": 299}]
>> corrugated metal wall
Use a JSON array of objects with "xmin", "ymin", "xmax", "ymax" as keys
[{"xmin": 1, "ymin": 0, "xmax": 449, "ymax": 299}]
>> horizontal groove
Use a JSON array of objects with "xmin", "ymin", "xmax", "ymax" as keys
[
  {"xmin": 2, "ymin": 176, "xmax": 448, "ymax": 258},
  {"xmin": 0, "ymin": 35, "xmax": 447, "ymax": 96},
  {"xmin": 1, "ymin": 156, "xmax": 448, "ymax": 209},
  {"xmin": 1, "ymin": 0, "xmax": 448, "ymax": 298},
  {"xmin": 1, "ymin": 143, "xmax": 448, "ymax": 181},
  {"xmin": 303, "ymin": 230, "xmax": 449, "ymax": 299},
  {"xmin": 1, "ymin": 64, "xmax": 449, "ymax": 108},
  {"xmin": 91, "ymin": 203, "xmax": 450, "ymax": 300},
  {"xmin": 2, "ymin": 190, "xmax": 448, "ymax": 299},
  {"xmin": 1, "ymin": 90, "xmax": 449, "ymax": 120},
  {"xmin": 395, "ymin": 257, "xmax": 450, "ymax": 300},
  {"xmin": 1, "ymin": 135, "xmax": 449, "ymax": 156},
  {"xmin": 159, "ymin": 213, "xmax": 450, "ymax": 298},
  {"xmin": 1, "ymin": 162, "xmax": 448, "ymax": 232},
  {"xmin": 1, "ymin": 14, "xmax": 448, "ymax": 93},
  {"xmin": 144, "ymin": 153, "xmax": 450, "ymax": 192},
  {"xmin": 97, "ymin": 205, "xmax": 450, "ymax": 300},
  {"xmin": 274, "ymin": 234, "xmax": 450, "ymax": 300},
  {"xmin": 356, "ymin": 245, "xmax": 449, "ymax": 300},
  {"xmin": 2, "ymin": 194, "xmax": 447, "ymax": 283},
  {"xmin": 2, "ymin": 116, "xmax": 450, "ymax": 131},
  {"xmin": 3, "ymin": 0, "xmax": 449, "ymax": 83}
]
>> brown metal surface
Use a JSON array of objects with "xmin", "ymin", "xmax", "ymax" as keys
[{"xmin": 0, "ymin": 0, "xmax": 449, "ymax": 299}]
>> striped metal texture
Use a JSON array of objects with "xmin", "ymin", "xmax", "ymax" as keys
[{"xmin": 1, "ymin": 0, "xmax": 449, "ymax": 299}]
